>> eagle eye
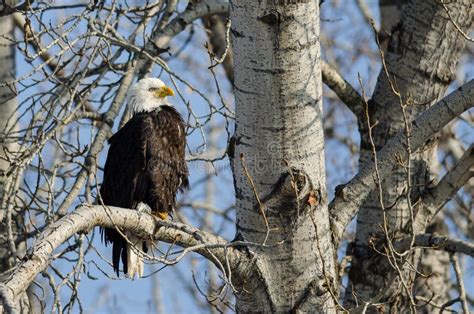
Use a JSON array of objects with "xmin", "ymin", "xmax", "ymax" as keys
[{"xmin": 148, "ymin": 87, "xmax": 158, "ymax": 92}]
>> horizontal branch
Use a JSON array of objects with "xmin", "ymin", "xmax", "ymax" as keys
[
  {"xmin": 133, "ymin": 0, "xmax": 230, "ymax": 81},
  {"xmin": 393, "ymin": 234, "xmax": 474, "ymax": 258},
  {"xmin": 0, "ymin": 205, "xmax": 246, "ymax": 311},
  {"xmin": 321, "ymin": 61, "xmax": 365, "ymax": 118},
  {"xmin": 330, "ymin": 79, "xmax": 474, "ymax": 246},
  {"xmin": 153, "ymin": 1, "xmax": 229, "ymax": 50}
]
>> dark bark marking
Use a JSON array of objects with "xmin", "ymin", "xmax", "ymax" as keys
[{"xmin": 258, "ymin": 11, "xmax": 280, "ymax": 26}]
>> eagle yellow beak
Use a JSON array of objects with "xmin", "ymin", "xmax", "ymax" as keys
[{"xmin": 155, "ymin": 86, "xmax": 175, "ymax": 98}]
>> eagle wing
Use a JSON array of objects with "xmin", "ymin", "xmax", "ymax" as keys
[
  {"xmin": 145, "ymin": 106, "xmax": 189, "ymax": 214},
  {"xmin": 99, "ymin": 113, "xmax": 150, "ymax": 276}
]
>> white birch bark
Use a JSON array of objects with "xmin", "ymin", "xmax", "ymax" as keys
[
  {"xmin": 345, "ymin": 0, "xmax": 473, "ymax": 310},
  {"xmin": 231, "ymin": 1, "xmax": 336, "ymax": 312},
  {"xmin": 0, "ymin": 9, "xmax": 30, "ymax": 313},
  {"xmin": 413, "ymin": 218, "xmax": 451, "ymax": 313},
  {"xmin": 379, "ymin": 1, "xmax": 468, "ymax": 308},
  {"xmin": 0, "ymin": 10, "xmax": 18, "ymax": 274},
  {"xmin": 0, "ymin": 205, "xmax": 245, "ymax": 311}
]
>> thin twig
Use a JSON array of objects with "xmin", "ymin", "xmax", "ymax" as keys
[{"xmin": 449, "ymin": 253, "xmax": 469, "ymax": 314}]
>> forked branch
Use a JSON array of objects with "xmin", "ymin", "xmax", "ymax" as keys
[{"xmin": 330, "ymin": 79, "xmax": 474, "ymax": 245}]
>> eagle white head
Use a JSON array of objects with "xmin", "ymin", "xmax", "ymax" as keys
[{"xmin": 128, "ymin": 78, "xmax": 175, "ymax": 114}]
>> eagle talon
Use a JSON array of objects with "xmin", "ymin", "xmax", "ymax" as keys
[{"xmin": 155, "ymin": 212, "xmax": 168, "ymax": 220}]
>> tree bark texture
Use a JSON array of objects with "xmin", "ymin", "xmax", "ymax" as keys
[
  {"xmin": 378, "ymin": 0, "xmax": 409, "ymax": 47},
  {"xmin": 0, "ymin": 11, "xmax": 30, "ymax": 313},
  {"xmin": 0, "ymin": 205, "xmax": 244, "ymax": 303},
  {"xmin": 231, "ymin": 1, "xmax": 337, "ymax": 312},
  {"xmin": 413, "ymin": 218, "xmax": 451, "ymax": 313},
  {"xmin": 346, "ymin": 0, "xmax": 473, "ymax": 310},
  {"xmin": 0, "ymin": 12, "xmax": 18, "ymax": 274}
]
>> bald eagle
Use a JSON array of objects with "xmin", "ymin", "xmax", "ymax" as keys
[{"xmin": 99, "ymin": 78, "xmax": 189, "ymax": 278}]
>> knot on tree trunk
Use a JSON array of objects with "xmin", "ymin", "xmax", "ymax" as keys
[{"xmin": 259, "ymin": 167, "xmax": 318, "ymax": 217}]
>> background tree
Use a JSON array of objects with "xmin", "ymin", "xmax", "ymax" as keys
[
  {"xmin": 0, "ymin": 0, "xmax": 472, "ymax": 313},
  {"xmin": 0, "ymin": 2, "xmax": 30, "ymax": 311}
]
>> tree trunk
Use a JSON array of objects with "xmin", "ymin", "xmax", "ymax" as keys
[
  {"xmin": 231, "ymin": 1, "xmax": 337, "ymax": 312},
  {"xmin": 0, "ymin": 9, "xmax": 30, "ymax": 313},
  {"xmin": 379, "ymin": 1, "xmax": 459, "ymax": 310},
  {"xmin": 346, "ymin": 0, "xmax": 473, "ymax": 311},
  {"xmin": 0, "ymin": 11, "xmax": 19, "ymax": 277}
]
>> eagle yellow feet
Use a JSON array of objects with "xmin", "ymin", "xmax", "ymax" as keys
[{"xmin": 154, "ymin": 212, "xmax": 168, "ymax": 220}]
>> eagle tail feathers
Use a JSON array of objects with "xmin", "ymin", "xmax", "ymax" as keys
[{"xmin": 126, "ymin": 232, "xmax": 145, "ymax": 279}]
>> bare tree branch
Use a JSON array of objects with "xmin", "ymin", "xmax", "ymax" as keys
[
  {"xmin": 356, "ymin": 0, "xmax": 375, "ymax": 29},
  {"xmin": 393, "ymin": 234, "xmax": 474, "ymax": 258},
  {"xmin": 321, "ymin": 61, "xmax": 365, "ymax": 119},
  {"xmin": 330, "ymin": 79, "xmax": 474, "ymax": 245},
  {"xmin": 415, "ymin": 144, "xmax": 473, "ymax": 229},
  {"xmin": 450, "ymin": 253, "xmax": 469, "ymax": 314},
  {"xmin": 0, "ymin": 1, "xmax": 31, "ymax": 17},
  {"xmin": 12, "ymin": 13, "xmax": 64, "ymax": 77},
  {"xmin": 0, "ymin": 205, "xmax": 246, "ymax": 312}
]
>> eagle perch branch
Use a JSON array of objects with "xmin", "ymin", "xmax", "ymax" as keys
[{"xmin": 0, "ymin": 205, "xmax": 247, "ymax": 312}]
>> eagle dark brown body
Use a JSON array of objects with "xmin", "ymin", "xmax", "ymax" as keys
[{"xmin": 99, "ymin": 105, "xmax": 188, "ymax": 276}]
